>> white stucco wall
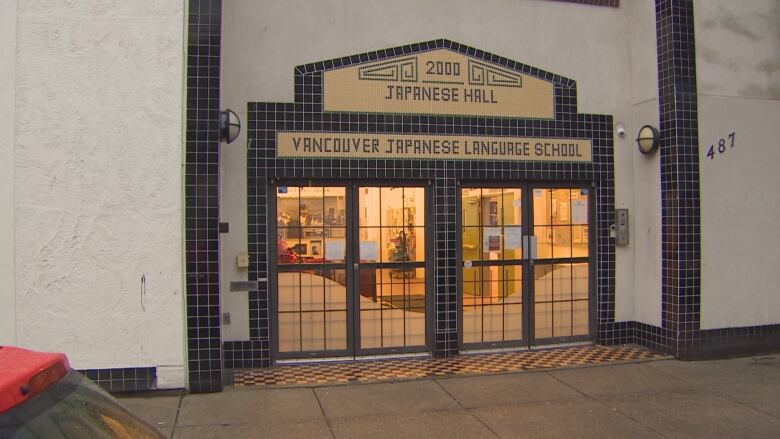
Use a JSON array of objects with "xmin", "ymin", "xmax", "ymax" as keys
[
  {"xmin": 221, "ymin": 0, "xmax": 659, "ymax": 338},
  {"xmin": 13, "ymin": 1, "xmax": 187, "ymax": 388},
  {"xmin": 0, "ymin": 0, "xmax": 18, "ymax": 346},
  {"xmin": 695, "ymin": 0, "xmax": 780, "ymax": 329},
  {"xmin": 629, "ymin": 100, "xmax": 662, "ymax": 327},
  {"xmin": 618, "ymin": 0, "xmax": 662, "ymax": 326}
]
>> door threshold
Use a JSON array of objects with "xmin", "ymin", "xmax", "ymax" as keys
[
  {"xmin": 275, "ymin": 352, "xmax": 430, "ymax": 365},
  {"xmin": 460, "ymin": 346, "xmax": 530, "ymax": 355},
  {"xmin": 460, "ymin": 340, "xmax": 593, "ymax": 356},
  {"xmin": 533, "ymin": 341, "xmax": 594, "ymax": 349}
]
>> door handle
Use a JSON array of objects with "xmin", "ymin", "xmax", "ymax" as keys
[{"xmin": 523, "ymin": 235, "xmax": 538, "ymax": 261}]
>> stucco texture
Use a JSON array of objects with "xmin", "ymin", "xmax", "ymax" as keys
[
  {"xmin": 0, "ymin": 0, "xmax": 18, "ymax": 346},
  {"xmin": 13, "ymin": 1, "xmax": 186, "ymax": 386},
  {"xmin": 695, "ymin": 0, "xmax": 780, "ymax": 329}
]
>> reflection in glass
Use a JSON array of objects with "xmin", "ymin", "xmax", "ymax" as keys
[
  {"xmin": 551, "ymin": 189, "xmax": 571, "ymax": 225},
  {"xmin": 278, "ymin": 270, "xmax": 348, "ymax": 352},
  {"xmin": 359, "ymin": 187, "xmax": 426, "ymax": 264},
  {"xmin": 533, "ymin": 188, "xmax": 589, "ymax": 261},
  {"xmin": 534, "ymin": 226, "xmax": 552, "ymax": 259},
  {"xmin": 277, "ymin": 186, "xmax": 347, "ymax": 264},
  {"xmin": 276, "ymin": 186, "xmax": 348, "ymax": 354},
  {"xmin": 358, "ymin": 187, "xmax": 427, "ymax": 350},
  {"xmin": 461, "ymin": 186, "xmax": 590, "ymax": 344},
  {"xmin": 572, "ymin": 301, "xmax": 589, "ymax": 335},
  {"xmin": 462, "ymin": 266, "xmax": 523, "ymax": 344},
  {"xmin": 572, "ymin": 263, "xmax": 589, "ymax": 300},
  {"xmin": 359, "ymin": 267, "xmax": 426, "ymax": 349},
  {"xmin": 552, "ymin": 226, "xmax": 572, "ymax": 258},
  {"xmin": 461, "ymin": 187, "xmax": 522, "ymax": 230},
  {"xmin": 534, "ymin": 263, "xmax": 589, "ymax": 339},
  {"xmin": 276, "ymin": 185, "xmax": 427, "ymax": 355},
  {"xmin": 461, "ymin": 187, "xmax": 524, "ymax": 345},
  {"xmin": 552, "ymin": 263, "xmax": 572, "ymax": 302},
  {"xmin": 572, "ymin": 225, "xmax": 589, "ymax": 257},
  {"xmin": 534, "ymin": 302, "xmax": 552, "ymax": 339}
]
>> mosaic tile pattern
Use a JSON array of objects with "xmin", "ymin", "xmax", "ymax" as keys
[
  {"xmin": 246, "ymin": 39, "xmax": 616, "ymax": 368},
  {"xmin": 185, "ymin": 0, "xmax": 223, "ymax": 393},
  {"xmin": 182, "ymin": 1, "xmax": 780, "ymax": 391},
  {"xmin": 233, "ymin": 345, "xmax": 666, "ymax": 387},
  {"xmin": 80, "ymin": 367, "xmax": 157, "ymax": 393},
  {"xmin": 620, "ymin": 0, "xmax": 702, "ymax": 357},
  {"xmin": 656, "ymin": 0, "xmax": 702, "ymax": 356},
  {"xmin": 657, "ymin": 0, "xmax": 701, "ymax": 350}
]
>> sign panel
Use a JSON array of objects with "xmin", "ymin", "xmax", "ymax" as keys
[
  {"xmin": 277, "ymin": 132, "xmax": 591, "ymax": 162},
  {"xmin": 324, "ymin": 48, "xmax": 554, "ymax": 118},
  {"xmin": 505, "ymin": 226, "xmax": 523, "ymax": 249},
  {"xmin": 483, "ymin": 227, "xmax": 502, "ymax": 252}
]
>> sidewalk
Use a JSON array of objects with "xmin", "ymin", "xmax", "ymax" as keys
[{"xmin": 119, "ymin": 353, "xmax": 780, "ymax": 439}]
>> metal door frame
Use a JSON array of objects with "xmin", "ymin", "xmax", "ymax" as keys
[
  {"xmin": 456, "ymin": 181, "xmax": 597, "ymax": 350},
  {"xmin": 269, "ymin": 180, "xmax": 433, "ymax": 362}
]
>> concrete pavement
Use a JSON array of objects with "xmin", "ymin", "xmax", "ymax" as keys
[{"xmin": 119, "ymin": 354, "xmax": 780, "ymax": 438}]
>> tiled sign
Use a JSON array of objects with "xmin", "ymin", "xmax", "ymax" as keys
[
  {"xmin": 244, "ymin": 39, "xmax": 616, "ymax": 370},
  {"xmin": 324, "ymin": 48, "xmax": 555, "ymax": 118},
  {"xmin": 277, "ymin": 132, "xmax": 592, "ymax": 162}
]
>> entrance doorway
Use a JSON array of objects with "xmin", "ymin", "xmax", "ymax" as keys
[
  {"xmin": 273, "ymin": 184, "xmax": 430, "ymax": 359},
  {"xmin": 460, "ymin": 186, "xmax": 593, "ymax": 349}
]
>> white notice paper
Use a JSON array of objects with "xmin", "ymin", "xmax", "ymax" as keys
[
  {"xmin": 505, "ymin": 226, "xmax": 523, "ymax": 249},
  {"xmin": 572, "ymin": 200, "xmax": 588, "ymax": 224},
  {"xmin": 359, "ymin": 241, "xmax": 379, "ymax": 261},
  {"xmin": 325, "ymin": 240, "xmax": 345, "ymax": 260}
]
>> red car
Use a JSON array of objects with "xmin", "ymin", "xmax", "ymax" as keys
[{"xmin": 0, "ymin": 346, "xmax": 164, "ymax": 438}]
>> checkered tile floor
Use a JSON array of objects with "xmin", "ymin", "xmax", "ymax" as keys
[{"xmin": 232, "ymin": 344, "xmax": 668, "ymax": 387}]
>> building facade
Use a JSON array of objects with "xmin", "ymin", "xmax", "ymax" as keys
[{"xmin": 1, "ymin": 0, "xmax": 778, "ymax": 393}]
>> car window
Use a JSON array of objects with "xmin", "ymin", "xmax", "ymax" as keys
[{"xmin": 0, "ymin": 371, "xmax": 162, "ymax": 439}]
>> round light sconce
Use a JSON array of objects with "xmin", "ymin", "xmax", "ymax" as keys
[
  {"xmin": 219, "ymin": 109, "xmax": 241, "ymax": 144},
  {"xmin": 636, "ymin": 124, "xmax": 660, "ymax": 154}
]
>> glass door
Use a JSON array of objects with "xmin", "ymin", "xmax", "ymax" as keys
[
  {"xmin": 459, "ymin": 186, "xmax": 592, "ymax": 349},
  {"xmin": 530, "ymin": 188, "xmax": 591, "ymax": 343},
  {"xmin": 273, "ymin": 184, "xmax": 429, "ymax": 359},
  {"xmin": 460, "ymin": 188, "xmax": 526, "ymax": 347},
  {"xmin": 275, "ymin": 186, "xmax": 350, "ymax": 358},
  {"xmin": 355, "ymin": 187, "xmax": 428, "ymax": 354}
]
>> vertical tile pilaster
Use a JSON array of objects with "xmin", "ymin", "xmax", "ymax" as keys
[
  {"xmin": 185, "ymin": 0, "xmax": 223, "ymax": 392},
  {"xmin": 655, "ymin": 0, "xmax": 701, "ymax": 355},
  {"xmin": 434, "ymin": 164, "xmax": 459, "ymax": 357},
  {"xmin": 246, "ymin": 103, "xmax": 273, "ymax": 367}
]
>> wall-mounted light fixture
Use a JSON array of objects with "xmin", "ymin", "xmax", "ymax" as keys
[
  {"xmin": 219, "ymin": 109, "xmax": 241, "ymax": 144},
  {"xmin": 636, "ymin": 124, "xmax": 660, "ymax": 154}
]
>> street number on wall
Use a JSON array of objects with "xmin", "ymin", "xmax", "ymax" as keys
[{"xmin": 705, "ymin": 131, "xmax": 735, "ymax": 161}]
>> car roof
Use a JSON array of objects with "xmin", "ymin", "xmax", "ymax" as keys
[{"xmin": 0, "ymin": 346, "xmax": 71, "ymax": 414}]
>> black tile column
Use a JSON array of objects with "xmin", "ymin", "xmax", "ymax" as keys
[
  {"xmin": 185, "ymin": 0, "xmax": 223, "ymax": 392},
  {"xmin": 434, "ymin": 165, "xmax": 458, "ymax": 357},
  {"xmin": 656, "ymin": 0, "xmax": 701, "ymax": 355}
]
